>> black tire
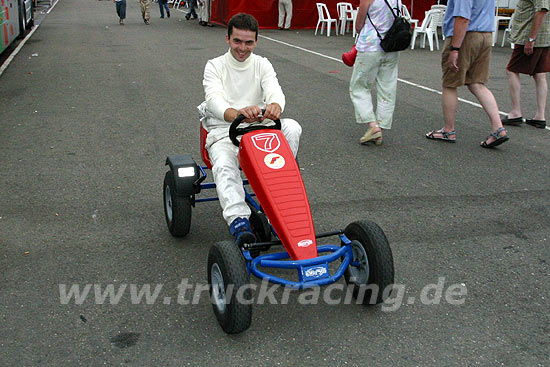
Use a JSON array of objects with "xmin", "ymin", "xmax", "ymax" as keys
[
  {"xmin": 342, "ymin": 220, "xmax": 394, "ymax": 305},
  {"xmin": 163, "ymin": 170, "xmax": 192, "ymax": 237},
  {"xmin": 208, "ymin": 241, "xmax": 252, "ymax": 334}
]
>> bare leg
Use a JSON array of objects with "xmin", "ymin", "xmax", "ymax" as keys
[
  {"xmin": 426, "ymin": 87, "xmax": 458, "ymax": 140},
  {"xmin": 467, "ymin": 83, "xmax": 507, "ymax": 143},
  {"xmin": 442, "ymin": 86, "xmax": 458, "ymax": 132},
  {"xmin": 506, "ymin": 70, "xmax": 522, "ymax": 118},
  {"xmin": 533, "ymin": 73, "xmax": 548, "ymax": 121}
]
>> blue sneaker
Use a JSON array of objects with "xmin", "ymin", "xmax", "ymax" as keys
[{"xmin": 229, "ymin": 217, "xmax": 256, "ymax": 246}]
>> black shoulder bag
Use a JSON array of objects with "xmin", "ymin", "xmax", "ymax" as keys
[{"xmin": 367, "ymin": 0, "xmax": 412, "ymax": 52}]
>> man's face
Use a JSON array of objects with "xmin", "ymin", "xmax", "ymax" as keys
[{"xmin": 226, "ymin": 28, "xmax": 257, "ymax": 62}]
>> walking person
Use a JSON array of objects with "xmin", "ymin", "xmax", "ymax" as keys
[
  {"xmin": 278, "ymin": 0, "xmax": 293, "ymax": 30},
  {"xmin": 425, "ymin": 0, "xmax": 509, "ymax": 148},
  {"xmin": 185, "ymin": 0, "xmax": 198, "ymax": 20},
  {"xmin": 140, "ymin": 0, "xmax": 151, "ymax": 24},
  {"xmin": 198, "ymin": 0, "xmax": 213, "ymax": 26},
  {"xmin": 113, "ymin": 0, "xmax": 126, "ymax": 25},
  {"xmin": 158, "ymin": 0, "xmax": 170, "ymax": 18},
  {"xmin": 502, "ymin": 0, "xmax": 549, "ymax": 129},
  {"xmin": 350, "ymin": 0, "xmax": 401, "ymax": 146}
]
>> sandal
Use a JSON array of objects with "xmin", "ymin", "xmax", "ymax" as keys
[
  {"xmin": 426, "ymin": 128, "xmax": 456, "ymax": 142},
  {"xmin": 480, "ymin": 127, "xmax": 509, "ymax": 148},
  {"xmin": 360, "ymin": 124, "xmax": 382, "ymax": 145}
]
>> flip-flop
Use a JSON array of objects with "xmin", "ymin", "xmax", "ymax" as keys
[
  {"xmin": 525, "ymin": 119, "xmax": 546, "ymax": 129},
  {"xmin": 426, "ymin": 128, "xmax": 456, "ymax": 143},
  {"xmin": 501, "ymin": 116, "xmax": 523, "ymax": 126},
  {"xmin": 480, "ymin": 127, "xmax": 509, "ymax": 149}
]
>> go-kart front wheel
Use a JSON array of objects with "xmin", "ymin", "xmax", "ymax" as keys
[
  {"xmin": 163, "ymin": 170, "xmax": 192, "ymax": 237},
  {"xmin": 343, "ymin": 220, "xmax": 394, "ymax": 305},
  {"xmin": 208, "ymin": 241, "xmax": 252, "ymax": 334}
]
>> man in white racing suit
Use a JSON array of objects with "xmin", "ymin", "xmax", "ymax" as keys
[{"xmin": 200, "ymin": 13, "xmax": 302, "ymax": 246}]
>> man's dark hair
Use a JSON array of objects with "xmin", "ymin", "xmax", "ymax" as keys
[{"xmin": 227, "ymin": 13, "xmax": 259, "ymax": 40}]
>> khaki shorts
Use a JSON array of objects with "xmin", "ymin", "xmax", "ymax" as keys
[{"xmin": 442, "ymin": 32, "xmax": 492, "ymax": 88}]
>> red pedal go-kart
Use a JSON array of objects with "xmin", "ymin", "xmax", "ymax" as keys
[{"xmin": 163, "ymin": 113, "xmax": 395, "ymax": 334}]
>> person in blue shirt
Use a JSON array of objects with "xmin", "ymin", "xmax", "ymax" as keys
[{"xmin": 425, "ymin": 0, "xmax": 510, "ymax": 148}]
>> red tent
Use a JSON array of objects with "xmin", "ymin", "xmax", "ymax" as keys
[
  {"xmin": 211, "ymin": 0, "xmax": 439, "ymax": 29},
  {"xmin": 211, "ymin": 0, "xmax": 359, "ymax": 29},
  {"xmin": 402, "ymin": 0, "xmax": 441, "ymax": 21}
]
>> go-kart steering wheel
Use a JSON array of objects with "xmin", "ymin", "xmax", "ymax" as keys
[{"xmin": 229, "ymin": 110, "xmax": 282, "ymax": 147}]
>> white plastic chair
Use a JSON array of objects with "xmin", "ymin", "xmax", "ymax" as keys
[
  {"xmin": 315, "ymin": 3, "xmax": 338, "ymax": 37},
  {"xmin": 352, "ymin": 7, "xmax": 359, "ymax": 38},
  {"xmin": 401, "ymin": 4, "xmax": 419, "ymax": 29},
  {"xmin": 337, "ymin": 2, "xmax": 354, "ymax": 35},
  {"xmin": 431, "ymin": 4, "xmax": 447, "ymax": 11},
  {"xmin": 411, "ymin": 10, "xmax": 439, "ymax": 51},
  {"xmin": 501, "ymin": 11, "xmax": 515, "ymax": 48},
  {"xmin": 430, "ymin": 7, "xmax": 446, "ymax": 41},
  {"xmin": 493, "ymin": 1, "xmax": 512, "ymax": 46}
]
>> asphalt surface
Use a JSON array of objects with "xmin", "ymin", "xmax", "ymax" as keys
[{"xmin": 1, "ymin": 0, "xmax": 549, "ymax": 366}]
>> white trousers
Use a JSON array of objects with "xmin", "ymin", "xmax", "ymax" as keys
[
  {"xmin": 207, "ymin": 119, "xmax": 302, "ymax": 226},
  {"xmin": 349, "ymin": 51, "xmax": 399, "ymax": 129},
  {"xmin": 198, "ymin": 0, "xmax": 210, "ymax": 22},
  {"xmin": 278, "ymin": 0, "xmax": 292, "ymax": 29}
]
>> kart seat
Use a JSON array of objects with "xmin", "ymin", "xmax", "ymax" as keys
[{"xmin": 200, "ymin": 124, "xmax": 213, "ymax": 170}]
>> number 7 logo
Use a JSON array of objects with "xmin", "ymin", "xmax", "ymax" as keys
[{"xmin": 251, "ymin": 133, "xmax": 281, "ymax": 153}]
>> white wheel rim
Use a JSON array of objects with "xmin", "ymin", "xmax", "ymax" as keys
[
  {"xmin": 211, "ymin": 263, "xmax": 226, "ymax": 314},
  {"xmin": 349, "ymin": 241, "xmax": 369, "ymax": 284},
  {"xmin": 165, "ymin": 185, "xmax": 173, "ymax": 223}
]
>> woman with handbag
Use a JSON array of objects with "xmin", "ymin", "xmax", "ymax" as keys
[{"xmin": 350, "ymin": 0, "xmax": 403, "ymax": 146}]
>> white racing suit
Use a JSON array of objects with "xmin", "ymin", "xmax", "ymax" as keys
[{"xmin": 198, "ymin": 101, "xmax": 301, "ymax": 226}]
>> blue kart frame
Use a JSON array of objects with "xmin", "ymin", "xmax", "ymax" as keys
[
  {"xmin": 195, "ymin": 164, "xmax": 357, "ymax": 289},
  {"xmin": 162, "ymin": 118, "xmax": 394, "ymax": 334}
]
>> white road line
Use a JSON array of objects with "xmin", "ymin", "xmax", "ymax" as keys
[
  {"xmin": 0, "ymin": 0, "xmax": 60, "ymax": 77},
  {"xmin": 47, "ymin": 0, "xmax": 60, "ymax": 14},
  {"xmin": 259, "ymin": 34, "xmax": 550, "ymax": 131},
  {"xmin": 0, "ymin": 26, "xmax": 40, "ymax": 77}
]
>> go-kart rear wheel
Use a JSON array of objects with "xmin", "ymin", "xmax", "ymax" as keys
[
  {"xmin": 163, "ymin": 171, "xmax": 192, "ymax": 237},
  {"xmin": 342, "ymin": 220, "xmax": 394, "ymax": 305},
  {"xmin": 208, "ymin": 241, "xmax": 252, "ymax": 334}
]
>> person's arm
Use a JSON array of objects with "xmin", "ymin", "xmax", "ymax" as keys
[
  {"xmin": 223, "ymin": 106, "xmax": 263, "ymax": 123},
  {"xmin": 524, "ymin": 9, "xmax": 548, "ymax": 55},
  {"xmin": 259, "ymin": 59, "xmax": 285, "ymax": 121},
  {"xmin": 204, "ymin": 60, "xmax": 235, "ymax": 122},
  {"xmin": 355, "ymin": 0, "xmax": 375, "ymax": 35},
  {"xmin": 447, "ymin": 16, "xmax": 470, "ymax": 72}
]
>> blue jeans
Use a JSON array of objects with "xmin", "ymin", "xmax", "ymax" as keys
[
  {"xmin": 115, "ymin": 0, "xmax": 126, "ymax": 19},
  {"xmin": 158, "ymin": 0, "xmax": 170, "ymax": 17},
  {"xmin": 186, "ymin": 0, "xmax": 197, "ymax": 18}
]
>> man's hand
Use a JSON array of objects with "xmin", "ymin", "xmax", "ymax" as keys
[
  {"xmin": 262, "ymin": 103, "xmax": 282, "ymax": 121},
  {"xmin": 224, "ymin": 104, "xmax": 282, "ymax": 124},
  {"xmin": 524, "ymin": 40, "xmax": 535, "ymax": 55},
  {"xmin": 448, "ymin": 51, "xmax": 459, "ymax": 72},
  {"xmin": 238, "ymin": 106, "xmax": 263, "ymax": 123},
  {"xmin": 224, "ymin": 106, "xmax": 262, "ymax": 123}
]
